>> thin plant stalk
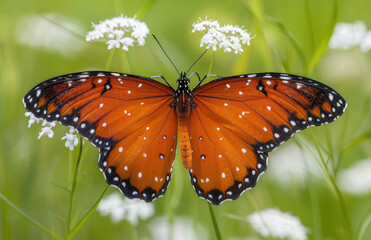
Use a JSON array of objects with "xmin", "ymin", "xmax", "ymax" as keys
[
  {"xmin": 207, "ymin": 51, "xmax": 216, "ymax": 82},
  {"xmin": 120, "ymin": 51, "xmax": 132, "ymax": 73},
  {"xmin": 105, "ymin": 48, "xmax": 115, "ymax": 70},
  {"xmin": 207, "ymin": 202, "xmax": 222, "ymax": 240},
  {"xmin": 66, "ymin": 136, "xmax": 84, "ymax": 234}
]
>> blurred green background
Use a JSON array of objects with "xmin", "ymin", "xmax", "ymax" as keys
[{"xmin": 0, "ymin": 0, "xmax": 371, "ymax": 239}]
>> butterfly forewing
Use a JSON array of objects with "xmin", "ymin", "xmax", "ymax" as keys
[
  {"xmin": 23, "ymin": 71, "xmax": 178, "ymax": 202},
  {"xmin": 189, "ymin": 72, "xmax": 346, "ymax": 204}
]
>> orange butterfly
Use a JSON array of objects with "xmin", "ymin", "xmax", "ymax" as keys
[{"xmin": 23, "ymin": 71, "xmax": 346, "ymax": 205}]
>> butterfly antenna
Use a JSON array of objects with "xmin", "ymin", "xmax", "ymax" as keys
[
  {"xmin": 186, "ymin": 49, "xmax": 208, "ymax": 75},
  {"xmin": 152, "ymin": 34, "xmax": 180, "ymax": 76}
]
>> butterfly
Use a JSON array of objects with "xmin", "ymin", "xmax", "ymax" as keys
[{"xmin": 23, "ymin": 71, "xmax": 346, "ymax": 205}]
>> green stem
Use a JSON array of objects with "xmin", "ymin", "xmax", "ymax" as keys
[
  {"xmin": 120, "ymin": 51, "xmax": 132, "ymax": 73},
  {"xmin": 105, "ymin": 49, "xmax": 115, "ymax": 70},
  {"xmin": 0, "ymin": 192, "xmax": 58, "ymax": 239},
  {"xmin": 66, "ymin": 137, "xmax": 84, "ymax": 234},
  {"xmin": 207, "ymin": 202, "xmax": 222, "ymax": 240},
  {"xmin": 206, "ymin": 51, "xmax": 216, "ymax": 82}
]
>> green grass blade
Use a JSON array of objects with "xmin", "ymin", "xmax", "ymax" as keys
[
  {"xmin": 294, "ymin": 138, "xmax": 323, "ymax": 240},
  {"xmin": 341, "ymin": 131, "xmax": 371, "ymax": 154},
  {"xmin": 306, "ymin": 0, "xmax": 338, "ymax": 75},
  {"xmin": 310, "ymin": 133, "xmax": 354, "ymax": 240},
  {"xmin": 0, "ymin": 138, "xmax": 11, "ymax": 239},
  {"xmin": 241, "ymin": 0, "xmax": 274, "ymax": 70},
  {"xmin": 65, "ymin": 186, "xmax": 108, "ymax": 240},
  {"xmin": 136, "ymin": 0, "xmax": 156, "ymax": 20},
  {"xmin": 0, "ymin": 192, "xmax": 59, "ymax": 239},
  {"xmin": 266, "ymin": 16, "xmax": 307, "ymax": 70},
  {"xmin": 356, "ymin": 207, "xmax": 371, "ymax": 240}
]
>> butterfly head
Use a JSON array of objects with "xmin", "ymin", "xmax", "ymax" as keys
[{"xmin": 176, "ymin": 72, "xmax": 190, "ymax": 92}]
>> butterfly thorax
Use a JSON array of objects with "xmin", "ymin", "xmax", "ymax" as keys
[{"xmin": 175, "ymin": 72, "xmax": 192, "ymax": 119}]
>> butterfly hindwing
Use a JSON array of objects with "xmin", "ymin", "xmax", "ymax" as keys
[
  {"xmin": 187, "ymin": 106, "xmax": 268, "ymax": 204},
  {"xmin": 99, "ymin": 97, "xmax": 178, "ymax": 202}
]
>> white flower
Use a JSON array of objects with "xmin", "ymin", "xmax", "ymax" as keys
[
  {"xmin": 25, "ymin": 112, "xmax": 41, "ymax": 128},
  {"xmin": 37, "ymin": 120, "xmax": 56, "ymax": 139},
  {"xmin": 61, "ymin": 128, "xmax": 79, "ymax": 151},
  {"xmin": 149, "ymin": 216, "xmax": 208, "ymax": 240},
  {"xmin": 16, "ymin": 13, "xmax": 86, "ymax": 57},
  {"xmin": 267, "ymin": 143, "xmax": 327, "ymax": 186},
  {"xmin": 97, "ymin": 193, "xmax": 154, "ymax": 225},
  {"xmin": 337, "ymin": 159, "xmax": 371, "ymax": 195},
  {"xmin": 329, "ymin": 21, "xmax": 367, "ymax": 50},
  {"xmin": 247, "ymin": 208, "xmax": 308, "ymax": 240},
  {"xmin": 86, "ymin": 15, "xmax": 150, "ymax": 51},
  {"xmin": 360, "ymin": 31, "xmax": 371, "ymax": 52},
  {"xmin": 192, "ymin": 17, "xmax": 254, "ymax": 54}
]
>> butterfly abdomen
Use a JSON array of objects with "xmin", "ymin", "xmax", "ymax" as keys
[{"xmin": 179, "ymin": 118, "xmax": 192, "ymax": 169}]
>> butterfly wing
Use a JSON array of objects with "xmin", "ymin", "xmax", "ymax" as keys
[
  {"xmin": 188, "ymin": 72, "xmax": 346, "ymax": 204},
  {"xmin": 23, "ymin": 71, "xmax": 178, "ymax": 201}
]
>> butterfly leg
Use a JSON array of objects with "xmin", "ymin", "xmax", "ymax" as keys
[
  {"xmin": 192, "ymin": 74, "xmax": 220, "ymax": 90},
  {"xmin": 188, "ymin": 72, "xmax": 201, "ymax": 82},
  {"xmin": 151, "ymin": 75, "xmax": 176, "ymax": 91}
]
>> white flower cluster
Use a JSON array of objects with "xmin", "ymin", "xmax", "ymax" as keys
[
  {"xmin": 86, "ymin": 15, "xmax": 150, "ymax": 51},
  {"xmin": 16, "ymin": 13, "xmax": 86, "ymax": 58},
  {"xmin": 192, "ymin": 17, "xmax": 254, "ymax": 54},
  {"xmin": 97, "ymin": 193, "xmax": 154, "ymax": 225},
  {"xmin": 61, "ymin": 128, "xmax": 79, "ymax": 151},
  {"xmin": 247, "ymin": 208, "xmax": 308, "ymax": 240},
  {"xmin": 329, "ymin": 21, "xmax": 371, "ymax": 52},
  {"xmin": 25, "ymin": 112, "xmax": 79, "ymax": 151},
  {"xmin": 337, "ymin": 159, "xmax": 371, "ymax": 195},
  {"xmin": 267, "ymin": 143, "xmax": 326, "ymax": 186},
  {"xmin": 38, "ymin": 121, "xmax": 56, "ymax": 139},
  {"xmin": 149, "ymin": 216, "xmax": 208, "ymax": 240}
]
